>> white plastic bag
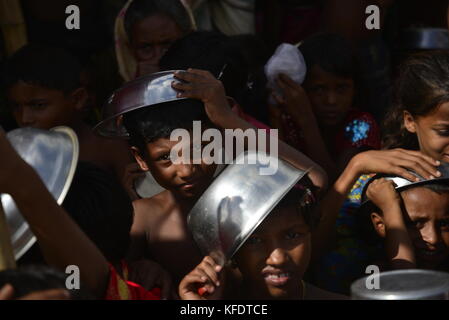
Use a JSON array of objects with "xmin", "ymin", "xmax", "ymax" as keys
[{"xmin": 264, "ymin": 43, "xmax": 307, "ymax": 103}]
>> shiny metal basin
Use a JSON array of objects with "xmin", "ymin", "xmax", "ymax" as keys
[
  {"xmin": 187, "ymin": 151, "xmax": 308, "ymax": 265},
  {"xmin": 1, "ymin": 126, "xmax": 79, "ymax": 260},
  {"xmin": 351, "ymin": 269, "xmax": 449, "ymax": 300},
  {"xmin": 94, "ymin": 70, "xmax": 187, "ymax": 138},
  {"xmin": 361, "ymin": 162, "xmax": 449, "ymax": 206}
]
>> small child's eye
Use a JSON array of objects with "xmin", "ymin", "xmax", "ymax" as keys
[
  {"xmin": 286, "ymin": 231, "xmax": 303, "ymax": 240},
  {"xmin": 31, "ymin": 102, "xmax": 47, "ymax": 109},
  {"xmin": 310, "ymin": 86, "xmax": 326, "ymax": 94},
  {"xmin": 408, "ymin": 220, "xmax": 424, "ymax": 229},
  {"xmin": 157, "ymin": 154, "xmax": 171, "ymax": 161},
  {"xmin": 438, "ymin": 219, "xmax": 449, "ymax": 230},
  {"xmin": 337, "ymin": 84, "xmax": 350, "ymax": 93},
  {"xmin": 436, "ymin": 130, "xmax": 449, "ymax": 137},
  {"xmin": 246, "ymin": 236, "xmax": 262, "ymax": 245}
]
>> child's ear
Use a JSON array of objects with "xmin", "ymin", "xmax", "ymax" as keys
[
  {"xmin": 371, "ymin": 212, "xmax": 386, "ymax": 238},
  {"xmin": 131, "ymin": 147, "xmax": 149, "ymax": 171},
  {"xmin": 403, "ymin": 111, "xmax": 417, "ymax": 134},
  {"xmin": 70, "ymin": 87, "xmax": 88, "ymax": 111}
]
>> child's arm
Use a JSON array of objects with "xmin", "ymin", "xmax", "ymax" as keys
[
  {"xmin": 179, "ymin": 256, "xmax": 224, "ymax": 300},
  {"xmin": 366, "ymin": 178, "xmax": 416, "ymax": 269},
  {"xmin": 272, "ymin": 74, "xmax": 337, "ymax": 180},
  {"xmin": 312, "ymin": 149, "xmax": 440, "ymax": 262},
  {"xmin": 172, "ymin": 69, "xmax": 328, "ymax": 192},
  {"xmin": 0, "ymin": 129, "xmax": 109, "ymax": 298}
]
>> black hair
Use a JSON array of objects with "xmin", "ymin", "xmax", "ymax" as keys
[
  {"xmin": 123, "ymin": 99, "xmax": 210, "ymax": 153},
  {"xmin": 62, "ymin": 162, "xmax": 133, "ymax": 263},
  {"xmin": 3, "ymin": 44, "xmax": 82, "ymax": 94},
  {"xmin": 382, "ymin": 51, "xmax": 449, "ymax": 150},
  {"xmin": 0, "ymin": 265, "xmax": 94, "ymax": 300},
  {"xmin": 124, "ymin": 0, "xmax": 193, "ymax": 41},
  {"xmin": 159, "ymin": 31, "xmax": 250, "ymax": 107},
  {"xmin": 274, "ymin": 183, "xmax": 320, "ymax": 230},
  {"xmin": 299, "ymin": 33, "xmax": 357, "ymax": 80}
]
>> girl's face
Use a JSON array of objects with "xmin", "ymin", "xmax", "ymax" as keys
[
  {"xmin": 404, "ymin": 102, "xmax": 449, "ymax": 162},
  {"xmin": 304, "ymin": 65, "xmax": 355, "ymax": 127},
  {"xmin": 129, "ymin": 13, "xmax": 183, "ymax": 65},
  {"xmin": 234, "ymin": 207, "xmax": 311, "ymax": 300}
]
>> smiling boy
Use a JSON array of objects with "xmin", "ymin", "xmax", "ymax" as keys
[{"xmin": 122, "ymin": 69, "xmax": 327, "ymax": 284}]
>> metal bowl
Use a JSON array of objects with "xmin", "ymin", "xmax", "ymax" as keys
[
  {"xmin": 351, "ymin": 269, "xmax": 449, "ymax": 300},
  {"xmin": 398, "ymin": 28, "xmax": 449, "ymax": 51},
  {"xmin": 360, "ymin": 162, "xmax": 449, "ymax": 207},
  {"xmin": 187, "ymin": 151, "xmax": 308, "ymax": 265},
  {"xmin": 1, "ymin": 126, "xmax": 79, "ymax": 260},
  {"xmin": 94, "ymin": 70, "xmax": 187, "ymax": 138}
]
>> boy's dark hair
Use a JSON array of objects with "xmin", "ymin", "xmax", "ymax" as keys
[
  {"xmin": 3, "ymin": 44, "xmax": 82, "ymax": 94},
  {"xmin": 275, "ymin": 184, "xmax": 320, "ymax": 229},
  {"xmin": 0, "ymin": 265, "xmax": 94, "ymax": 300},
  {"xmin": 159, "ymin": 31, "xmax": 251, "ymax": 108},
  {"xmin": 125, "ymin": 0, "xmax": 193, "ymax": 41},
  {"xmin": 62, "ymin": 161, "xmax": 133, "ymax": 263},
  {"xmin": 299, "ymin": 33, "xmax": 356, "ymax": 80},
  {"xmin": 123, "ymin": 99, "xmax": 210, "ymax": 154}
]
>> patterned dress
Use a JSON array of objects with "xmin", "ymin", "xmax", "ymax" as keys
[{"xmin": 314, "ymin": 174, "xmax": 376, "ymax": 294}]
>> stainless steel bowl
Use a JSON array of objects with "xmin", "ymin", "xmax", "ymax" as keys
[
  {"xmin": 398, "ymin": 28, "xmax": 449, "ymax": 50},
  {"xmin": 1, "ymin": 126, "xmax": 79, "ymax": 260},
  {"xmin": 360, "ymin": 162, "xmax": 449, "ymax": 207},
  {"xmin": 187, "ymin": 151, "xmax": 308, "ymax": 265},
  {"xmin": 351, "ymin": 269, "xmax": 449, "ymax": 300},
  {"xmin": 94, "ymin": 70, "xmax": 187, "ymax": 138}
]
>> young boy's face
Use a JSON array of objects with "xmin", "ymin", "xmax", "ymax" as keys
[
  {"xmin": 234, "ymin": 206, "xmax": 311, "ymax": 300},
  {"xmin": 373, "ymin": 186, "xmax": 449, "ymax": 269},
  {"xmin": 7, "ymin": 82, "xmax": 79, "ymax": 129},
  {"xmin": 304, "ymin": 64, "xmax": 354, "ymax": 127},
  {"xmin": 133, "ymin": 135, "xmax": 217, "ymax": 199}
]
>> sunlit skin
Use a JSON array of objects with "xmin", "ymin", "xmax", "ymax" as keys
[
  {"xmin": 372, "ymin": 187, "xmax": 449, "ymax": 269},
  {"xmin": 129, "ymin": 136, "xmax": 217, "ymax": 283},
  {"xmin": 303, "ymin": 65, "xmax": 355, "ymax": 128},
  {"xmin": 401, "ymin": 188, "xmax": 449, "ymax": 269},
  {"xmin": 8, "ymin": 81, "xmax": 81, "ymax": 129},
  {"xmin": 129, "ymin": 13, "xmax": 184, "ymax": 66},
  {"xmin": 133, "ymin": 136, "xmax": 217, "ymax": 199},
  {"xmin": 404, "ymin": 102, "xmax": 449, "ymax": 164},
  {"xmin": 234, "ymin": 207, "xmax": 311, "ymax": 300}
]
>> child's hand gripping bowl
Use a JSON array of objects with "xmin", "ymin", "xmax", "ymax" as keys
[{"xmin": 179, "ymin": 256, "xmax": 224, "ymax": 300}]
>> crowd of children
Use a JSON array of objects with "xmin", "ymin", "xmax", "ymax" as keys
[{"xmin": 1, "ymin": 0, "xmax": 449, "ymax": 300}]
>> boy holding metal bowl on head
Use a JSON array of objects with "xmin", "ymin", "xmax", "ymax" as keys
[
  {"xmin": 95, "ymin": 68, "xmax": 328, "ymax": 285},
  {"xmin": 179, "ymin": 151, "xmax": 345, "ymax": 300}
]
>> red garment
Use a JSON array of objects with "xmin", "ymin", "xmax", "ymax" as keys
[
  {"xmin": 335, "ymin": 110, "xmax": 381, "ymax": 152},
  {"xmin": 105, "ymin": 262, "xmax": 161, "ymax": 300},
  {"xmin": 231, "ymin": 103, "xmax": 271, "ymax": 131}
]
